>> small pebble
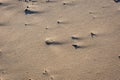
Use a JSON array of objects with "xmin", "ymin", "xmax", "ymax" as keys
[
  {"xmin": 71, "ymin": 35, "xmax": 79, "ymax": 40},
  {"xmin": 63, "ymin": 2, "xmax": 67, "ymax": 5},
  {"xmin": 72, "ymin": 44, "xmax": 80, "ymax": 49},
  {"xmin": 57, "ymin": 21, "xmax": 60, "ymax": 24},
  {"xmin": 42, "ymin": 69, "xmax": 49, "ymax": 76},
  {"xmin": 90, "ymin": 32, "xmax": 96, "ymax": 38},
  {"xmin": 118, "ymin": 55, "xmax": 120, "ymax": 59},
  {"xmin": 45, "ymin": 39, "xmax": 61, "ymax": 45}
]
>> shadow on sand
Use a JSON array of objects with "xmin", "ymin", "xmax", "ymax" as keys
[
  {"xmin": 45, "ymin": 41, "xmax": 64, "ymax": 45},
  {"xmin": 72, "ymin": 44, "xmax": 87, "ymax": 49},
  {"xmin": 24, "ymin": 9, "xmax": 40, "ymax": 15},
  {"xmin": 114, "ymin": 0, "xmax": 120, "ymax": 3},
  {"xmin": 0, "ymin": 2, "xmax": 10, "ymax": 6}
]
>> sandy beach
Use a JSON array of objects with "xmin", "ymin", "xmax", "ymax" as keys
[{"xmin": 0, "ymin": 0, "xmax": 120, "ymax": 80}]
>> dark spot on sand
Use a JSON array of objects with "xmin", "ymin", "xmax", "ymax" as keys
[
  {"xmin": 46, "ymin": 0, "xmax": 56, "ymax": 3},
  {"xmin": 45, "ymin": 27, "xmax": 49, "ymax": 30},
  {"xmin": 90, "ymin": 32, "xmax": 96, "ymax": 38},
  {"xmin": 24, "ymin": 9, "xmax": 39, "ymax": 15},
  {"xmin": 57, "ymin": 21, "xmax": 60, "ymax": 24},
  {"xmin": 0, "ymin": 2, "xmax": 2, "ymax": 5},
  {"xmin": 63, "ymin": 2, "xmax": 67, "ymax": 5},
  {"xmin": 25, "ymin": 24, "xmax": 28, "ymax": 26},
  {"xmin": 28, "ymin": 79, "xmax": 32, "ymax": 80},
  {"xmin": 46, "ymin": 0, "xmax": 50, "ymax": 2},
  {"xmin": 42, "ymin": 70, "xmax": 49, "ymax": 76},
  {"xmin": 114, "ymin": 0, "xmax": 120, "ymax": 3},
  {"xmin": 0, "ymin": 2, "xmax": 9, "ymax": 6},
  {"xmin": 27, "ymin": 6, "xmax": 29, "ymax": 8},
  {"xmin": 50, "ymin": 76, "xmax": 54, "ymax": 80},
  {"xmin": 118, "ymin": 55, "xmax": 120, "ymax": 59},
  {"xmin": 45, "ymin": 40, "xmax": 62, "ymax": 45},
  {"xmin": 72, "ymin": 44, "xmax": 81, "ymax": 49},
  {"xmin": 71, "ymin": 36, "xmax": 80, "ymax": 40}
]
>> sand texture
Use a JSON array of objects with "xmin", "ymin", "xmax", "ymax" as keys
[{"xmin": 0, "ymin": 0, "xmax": 120, "ymax": 80}]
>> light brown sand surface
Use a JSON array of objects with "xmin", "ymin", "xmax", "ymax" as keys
[{"xmin": 0, "ymin": 0, "xmax": 120, "ymax": 80}]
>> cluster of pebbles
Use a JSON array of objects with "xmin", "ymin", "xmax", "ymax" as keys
[{"xmin": 45, "ymin": 33, "xmax": 96, "ymax": 49}]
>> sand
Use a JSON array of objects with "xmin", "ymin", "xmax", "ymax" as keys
[{"xmin": 0, "ymin": 0, "xmax": 120, "ymax": 80}]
